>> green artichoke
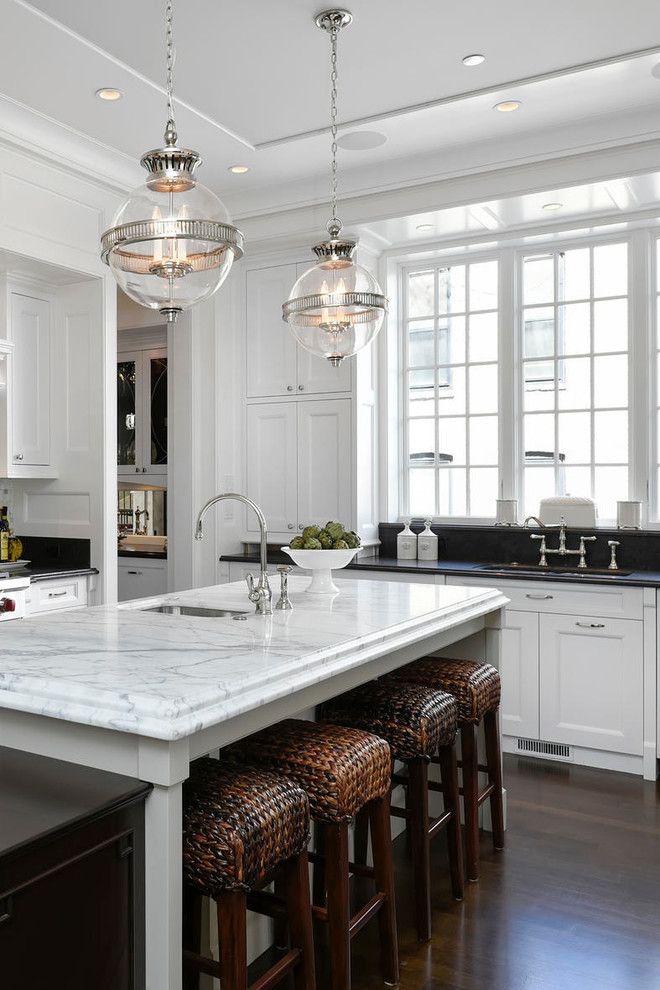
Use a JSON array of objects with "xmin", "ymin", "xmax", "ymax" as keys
[
  {"xmin": 333, "ymin": 538, "xmax": 349, "ymax": 550},
  {"xmin": 302, "ymin": 525, "xmax": 321, "ymax": 541},
  {"xmin": 325, "ymin": 521, "xmax": 344, "ymax": 541},
  {"xmin": 343, "ymin": 531, "xmax": 360, "ymax": 549},
  {"xmin": 289, "ymin": 536, "xmax": 304, "ymax": 549},
  {"xmin": 318, "ymin": 530, "xmax": 334, "ymax": 549},
  {"xmin": 303, "ymin": 537, "xmax": 322, "ymax": 550}
]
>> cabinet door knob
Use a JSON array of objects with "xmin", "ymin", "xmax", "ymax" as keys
[
  {"xmin": 135, "ymin": 467, "xmax": 140, "ymax": 473},
  {"xmin": 14, "ymin": 453, "xmax": 23, "ymax": 461},
  {"xmin": 299, "ymin": 524, "xmax": 304, "ymax": 531},
  {"xmin": 142, "ymin": 467, "xmax": 147, "ymax": 472},
  {"xmin": 288, "ymin": 524, "xmax": 294, "ymax": 530},
  {"xmin": 298, "ymin": 385, "xmax": 304, "ymax": 391},
  {"xmin": 287, "ymin": 385, "xmax": 294, "ymax": 392}
]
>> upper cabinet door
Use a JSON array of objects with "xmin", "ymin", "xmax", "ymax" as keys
[
  {"xmin": 246, "ymin": 402, "xmax": 298, "ymax": 538},
  {"xmin": 297, "ymin": 399, "xmax": 352, "ymax": 531},
  {"xmin": 117, "ymin": 353, "xmax": 140, "ymax": 473},
  {"xmin": 246, "ymin": 266, "xmax": 298, "ymax": 398},
  {"xmin": 143, "ymin": 350, "xmax": 167, "ymax": 475},
  {"xmin": 11, "ymin": 292, "xmax": 51, "ymax": 466},
  {"xmin": 295, "ymin": 262, "xmax": 352, "ymax": 395}
]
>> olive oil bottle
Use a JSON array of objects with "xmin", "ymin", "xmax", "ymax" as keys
[{"xmin": 0, "ymin": 507, "xmax": 9, "ymax": 563}]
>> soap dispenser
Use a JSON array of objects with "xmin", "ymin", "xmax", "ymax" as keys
[
  {"xmin": 417, "ymin": 519, "xmax": 438, "ymax": 561},
  {"xmin": 397, "ymin": 519, "xmax": 417, "ymax": 560}
]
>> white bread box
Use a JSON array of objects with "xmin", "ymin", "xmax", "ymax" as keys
[{"xmin": 539, "ymin": 496, "xmax": 597, "ymax": 527}]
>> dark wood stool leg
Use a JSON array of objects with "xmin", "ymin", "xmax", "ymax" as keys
[
  {"xmin": 353, "ymin": 805, "xmax": 369, "ymax": 865},
  {"xmin": 281, "ymin": 851, "xmax": 316, "ymax": 990},
  {"xmin": 182, "ymin": 887, "xmax": 202, "ymax": 990},
  {"xmin": 273, "ymin": 876, "xmax": 289, "ymax": 950},
  {"xmin": 461, "ymin": 723, "xmax": 480, "ymax": 882},
  {"xmin": 437, "ymin": 743, "xmax": 465, "ymax": 901},
  {"xmin": 407, "ymin": 757, "xmax": 431, "ymax": 942},
  {"xmin": 324, "ymin": 822, "xmax": 351, "ymax": 990},
  {"xmin": 312, "ymin": 821, "xmax": 326, "ymax": 908},
  {"xmin": 216, "ymin": 890, "xmax": 248, "ymax": 990},
  {"xmin": 369, "ymin": 794, "xmax": 400, "ymax": 986},
  {"xmin": 484, "ymin": 709, "xmax": 505, "ymax": 851}
]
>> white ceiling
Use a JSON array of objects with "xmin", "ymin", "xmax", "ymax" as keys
[{"xmin": 3, "ymin": 0, "xmax": 660, "ymax": 221}]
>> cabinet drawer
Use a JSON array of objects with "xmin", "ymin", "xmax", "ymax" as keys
[
  {"xmin": 118, "ymin": 560, "xmax": 167, "ymax": 603},
  {"xmin": 28, "ymin": 576, "xmax": 88, "ymax": 614},
  {"xmin": 446, "ymin": 575, "xmax": 643, "ymax": 620}
]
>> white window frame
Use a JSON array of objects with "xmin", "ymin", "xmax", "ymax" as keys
[
  {"xmin": 399, "ymin": 251, "xmax": 502, "ymax": 524},
  {"xmin": 391, "ymin": 226, "xmax": 656, "ymax": 527}
]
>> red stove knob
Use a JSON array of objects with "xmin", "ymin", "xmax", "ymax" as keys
[{"xmin": 1, "ymin": 597, "xmax": 16, "ymax": 613}]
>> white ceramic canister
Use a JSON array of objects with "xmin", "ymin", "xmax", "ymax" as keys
[
  {"xmin": 397, "ymin": 519, "xmax": 418, "ymax": 560},
  {"xmin": 417, "ymin": 519, "xmax": 438, "ymax": 560}
]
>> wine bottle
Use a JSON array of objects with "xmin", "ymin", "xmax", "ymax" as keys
[{"xmin": 0, "ymin": 507, "xmax": 9, "ymax": 563}]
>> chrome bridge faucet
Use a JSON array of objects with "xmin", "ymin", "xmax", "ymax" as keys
[
  {"xmin": 531, "ymin": 516, "xmax": 596, "ymax": 569},
  {"xmin": 194, "ymin": 493, "xmax": 272, "ymax": 615}
]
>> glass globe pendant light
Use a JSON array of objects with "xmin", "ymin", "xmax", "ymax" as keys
[
  {"xmin": 101, "ymin": 0, "xmax": 243, "ymax": 323},
  {"xmin": 282, "ymin": 10, "xmax": 387, "ymax": 366}
]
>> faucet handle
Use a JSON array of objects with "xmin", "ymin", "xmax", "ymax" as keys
[
  {"xmin": 275, "ymin": 565, "xmax": 293, "ymax": 611},
  {"xmin": 607, "ymin": 540, "xmax": 620, "ymax": 571},
  {"xmin": 245, "ymin": 573, "xmax": 257, "ymax": 600}
]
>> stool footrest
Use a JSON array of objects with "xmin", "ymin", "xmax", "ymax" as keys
[
  {"xmin": 430, "ymin": 755, "xmax": 489, "ymax": 774},
  {"xmin": 307, "ymin": 849, "xmax": 375, "ymax": 880},
  {"xmin": 252, "ymin": 949, "xmax": 302, "ymax": 990},
  {"xmin": 247, "ymin": 890, "xmax": 286, "ymax": 920},
  {"xmin": 427, "ymin": 808, "xmax": 452, "ymax": 839},
  {"xmin": 349, "ymin": 893, "xmax": 385, "ymax": 939}
]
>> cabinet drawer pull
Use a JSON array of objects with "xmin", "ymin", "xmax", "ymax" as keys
[
  {"xmin": 14, "ymin": 453, "xmax": 23, "ymax": 461},
  {"xmin": 47, "ymin": 590, "xmax": 68, "ymax": 598},
  {"xmin": 525, "ymin": 593, "xmax": 554, "ymax": 600},
  {"xmin": 576, "ymin": 621, "xmax": 605, "ymax": 629},
  {"xmin": 127, "ymin": 570, "xmax": 143, "ymax": 576}
]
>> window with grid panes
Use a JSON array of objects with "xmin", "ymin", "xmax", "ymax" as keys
[
  {"xmin": 403, "ymin": 259, "xmax": 499, "ymax": 518},
  {"xmin": 522, "ymin": 242, "xmax": 629, "ymax": 522}
]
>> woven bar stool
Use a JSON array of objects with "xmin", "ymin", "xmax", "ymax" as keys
[
  {"xmin": 182, "ymin": 759, "xmax": 315, "ymax": 990},
  {"xmin": 385, "ymin": 658, "xmax": 503, "ymax": 882},
  {"xmin": 321, "ymin": 680, "xmax": 463, "ymax": 942},
  {"xmin": 228, "ymin": 719, "xmax": 399, "ymax": 990}
]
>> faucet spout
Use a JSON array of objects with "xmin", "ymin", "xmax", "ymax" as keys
[{"xmin": 194, "ymin": 493, "xmax": 272, "ymax": 615}]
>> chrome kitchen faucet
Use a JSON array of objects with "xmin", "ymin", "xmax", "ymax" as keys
[
  {"xmin": 194, "ymin": 493, "xmax": 273, "ymax": 615},
  {"xmin": 530, "ymin": 516, "xmax": 596, "ymax": 569}
]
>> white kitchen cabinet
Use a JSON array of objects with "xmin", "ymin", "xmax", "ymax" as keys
[
  {"xmin": 27, "ymin": 575, "xmax": 89, "ymax": 615},
  {"xmin": 500, "ymin": 610, "xmax": 540, "ymax": 740},
  {"xmin": 246, "ymin": 402, "xmax": 298, "ymax": 537},
  {"xmin": 297, "ymin": 399, "xmax": 352, "ymax": 531},
  {"xmin": 539, "ymin": 613, "xmax": 644, "ymax": 756},
  {"xmin": 117, "ymin": 347, "xmax": 167, "ymax": 480},
  {"xmin": 11, "ymin": 292, "xmax": 50, "ymax": 467},
  {"xmin": 246, "ymin": 398, "xmax": 352, "ymax": 540},
  {"xmin": 118, "ymin": 558, "xmax": 168, "ymax": 603},
  {"xmin": 246, "ymin": 264, "xmax": 351, "ymax": 398}
]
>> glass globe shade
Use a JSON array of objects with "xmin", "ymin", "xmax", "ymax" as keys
[
  {"xmin": 102, "ymin": 174, "xmax": 243, "ymax": 322},
  {"xmin": 283, "ymin": 254, "xmax": 387, "ymax": 366}
]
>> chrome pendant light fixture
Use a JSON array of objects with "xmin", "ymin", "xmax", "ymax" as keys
[
  {"xmin": 101, "ymin": 0, "xmax": 243, "ymax": 323},
  {"xmin": 282, "ymin": 10, "xmax": 387, "ymax": 366}
]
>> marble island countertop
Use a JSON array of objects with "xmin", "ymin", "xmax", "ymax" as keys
[{"xmin": 0, "ymin": 577, "xmax": 507, "ymax": 743}]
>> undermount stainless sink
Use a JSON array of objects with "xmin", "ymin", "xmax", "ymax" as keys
[
  {"xmin": 142, "ymin": 604, "xmax": 250, "ymax": 619},
  {"xmin": 479, "ymin": 563, "xmax": 632, "ymax": 577}
]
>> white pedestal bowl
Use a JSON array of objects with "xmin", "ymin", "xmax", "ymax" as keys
[{"xmin": 282, "ymin": 546, "xmax": 359, "ymax": 594}]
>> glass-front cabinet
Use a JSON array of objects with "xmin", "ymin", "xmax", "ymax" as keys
[{"xmin": 117, "ymin": 348, "xmax": 167, "ymax": 478}]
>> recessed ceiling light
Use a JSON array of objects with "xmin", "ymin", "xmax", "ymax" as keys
[
  {"xmin": 542, "ymin": 202, "xmax": 563, "ymax": 212},
  {"xmin": 337, "ymin": 130, "xmax": 387, "ymax": 150},
  {"xmin": 463, "ymin": 54, "xmax": 485, "ymax": 66},
  {"xmin": 96, "ymin": 87, "xmax": 122, "ymax": 101},
  {"xmin": 228, "ymin": 165, "xmax": 250, "ymax": 174},
  {"xmin": 416, "ymin": 223, "xmax": 434, "ymax": 232},
  {"xmin": 494, "ymin": 100, "xmax": 521, "ymax": 112}
]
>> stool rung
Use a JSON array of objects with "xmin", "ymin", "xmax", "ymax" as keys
[
  {"xmin": 252, "ymin": 949, "xmax": 301, "ymax": 990},
  {"xmin": 427, "ymin": 808, "xmax": 452, "ymax": 839},
  {"xmin": 312, "ymin": 904, "xmax": 329, "ymax": 922},
  {"xmin": 477, "ymin": 782, "xmax": 495, "ymax": 806},
  {"xmin": 431, "ymin": 755, "xmax": 489, "ymax": 774},
  {"xmin": 308, "ymin": 849, "xmax": 375, "ymax": 880},
  {"xmin": 349, "ymin": 893, "xmax": 384, "ymax": 939},
  {"xmin": 183, "ymin": 949, "xmax": 220, "ymax": 979},
  {"xmin": 247, "ymin": 890, "xmax": 286, "ymax": 920},
  {"xmin": 391, "ymin": 772, "xmax": 409, "ymax": 787},
  {"xmin": 390, "ymin": 806, "xmax": 411, "ymax": 820}
]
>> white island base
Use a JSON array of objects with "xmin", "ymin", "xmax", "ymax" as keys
[{"xmin": 0, "ymin": 576, "xmax": 508, "ymax": 990}]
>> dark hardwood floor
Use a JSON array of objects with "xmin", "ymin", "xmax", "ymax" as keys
[{"xmin": 344, "ymin": 755, "xmax": 660, "ymax": 990}]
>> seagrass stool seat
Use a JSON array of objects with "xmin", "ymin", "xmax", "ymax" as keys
[
  {"xmin": 384, "ymin": 658, "xmax": 504, "ymax": 882},
  {"xmin": 182, "ymin": 759, "xmax": 315, "ymax": 990},
  {"xmin": 227, "ymin": 718, "xmax": 399, "ymax": 990},
  {"xmin": 321, "ymin": 680, "xmax": 463, "ymax": 942}
]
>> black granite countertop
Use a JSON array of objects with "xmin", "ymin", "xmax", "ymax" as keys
[
  {"xmin": 219, "ymin": 551, "xmax": 660, "ymax": 588},
  {"xmin": 118, "ymin": 549, "xmax": 167, "ymax": 560}
]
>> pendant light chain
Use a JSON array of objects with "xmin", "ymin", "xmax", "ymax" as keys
[
  {"xmin": 165, "ymin": 0, "xmax": 177, "ymax": 140},
  {"xmin": 329, "ymin": 24, "xmax": 341, "ymax": 234}
]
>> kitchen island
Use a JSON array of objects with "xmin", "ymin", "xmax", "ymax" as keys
[{"xmin": 0, "ymin": 575, "xmax": 508, "ymax": 990}]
